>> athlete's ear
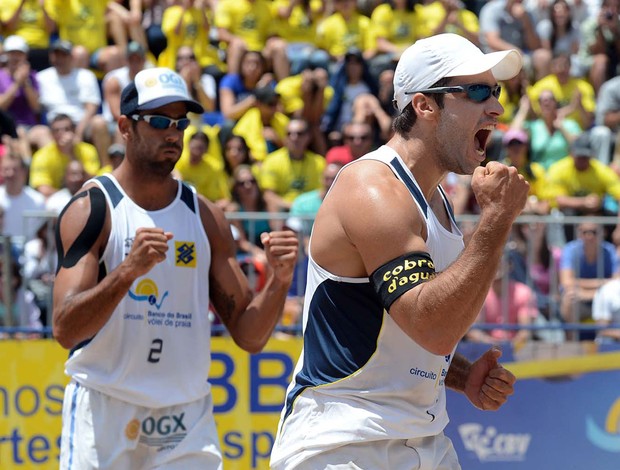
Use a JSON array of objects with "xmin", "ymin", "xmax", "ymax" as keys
[
  {"xmin": 411, "ymin": 93, "xmax": 438, "ymax": 121},
  {"xmin": 117, "ymin": 115, "xmax": 132, "ymax": 139}
]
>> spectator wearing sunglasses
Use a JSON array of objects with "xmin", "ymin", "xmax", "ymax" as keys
[
  {"xmin": 559, "ymin": 221, "xmax": 620, "ymax": 341},
  {"xmin": 546, "ymin": 130, "xmax": 620, "ymax": 227},
  {"xmin": 30, "ymin": 114, "xmax": 100, "ymax": 198},
  {"xmin": 260, "ymin": 118, "xmax": 326, "ymax": 228},
  {"xmin": 271, "ymin": 33, "xmax": 526, "ymax": 470},
  {"xmin": 325, "ymin": 120, "xmax": 375, "ymax": 165},
  {"xmin": 52, "ymin": 67, "xmax": 298, "ymax": 468}
]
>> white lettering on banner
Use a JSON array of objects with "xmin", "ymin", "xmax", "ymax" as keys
[{"xmin": 458, "ymin": 423, "xmax": 531, "ymax": 462}]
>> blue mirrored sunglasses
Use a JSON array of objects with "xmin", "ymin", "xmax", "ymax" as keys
[
  {"xmin": 405, "ymin": 84, "xmax": 502, "ymax": 103},
  {"xmin": 131, "ymin": 114, "xmax": 191, "ymax": 131}
]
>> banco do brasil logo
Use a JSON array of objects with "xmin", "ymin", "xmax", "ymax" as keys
[{"xmin": 129, "ymin": 278, "xmax": 169, "ymax": 310}]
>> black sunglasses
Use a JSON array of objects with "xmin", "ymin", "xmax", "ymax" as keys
[
  {"xmin": 131, "ymin": 114, "xmax": 191, "ymax": 131},
  {"xmin": 405, "ymin": 84, "xmax": 502, "ymax": 103}
]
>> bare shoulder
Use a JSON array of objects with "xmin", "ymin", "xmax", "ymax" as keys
[{"xmin": 312, "ymin": 160, "xmax": 427, "ymax": 277}]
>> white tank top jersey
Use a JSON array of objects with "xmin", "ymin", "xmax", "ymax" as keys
[
  {"xmin": 64, "ymin": 175, "xmax": 213, "ymax": 408},
  {"xmin": 271, "ymin": 146, "xmax": 465, "ymax": 466}
]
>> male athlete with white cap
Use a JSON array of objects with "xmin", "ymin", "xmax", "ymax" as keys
[
  {"xmin": 271, "ymin": 34, "xmax": 529, "ymax": 469},
  {"xmin": 52, "ymin": 68, "xmax": 298, "ymax": 469}
]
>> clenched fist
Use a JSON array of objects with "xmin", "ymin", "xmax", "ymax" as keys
[
  {"xmin": 260, "ymin": 230, "xmax": 299, "ymax": 285},
  {"xmin": 125, "ymin": 227, "xmax": 174, "ymax": 277},
  {"xmin": 471, "ymin": 161, "xmax": 530, "ymax": 229}
]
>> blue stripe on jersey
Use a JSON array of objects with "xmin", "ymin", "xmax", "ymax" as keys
[
  {"xmin": 180, "ymin": 183, "xmax": 196, "ymax": 213},
  {"xmin": 390, "ymin": 157, "xmax": 427, "ymax": 217},
  {"xmin": 96, "ymin": 175, "xmax": 123, "ymax": 208},
  {"xmin": 67, "ymin": 382, "xmax": 80, "ymax": 470},
  {"xmin": 437, "ymin": 185, "xmax": 456, "ymax": 224},
  {"xmin": 68, "ymin": 338, "xmax": 92, "ymax": 358},
  {"xmin": 283, "ymin": 279, "xmax": 383, "ymax": 422}
]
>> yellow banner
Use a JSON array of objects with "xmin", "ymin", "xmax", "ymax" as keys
[
  {"xmin": 0, "ymin": 338, "xmax": 303, "ymax": 470},
  {"xmin": 5, "ymin": 339, "xmax": 617, "ymax": 469}
]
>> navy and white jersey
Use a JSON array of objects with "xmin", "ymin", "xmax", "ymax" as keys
[
  {"xmin": 64, "ymin": 175, "xmax": 212, "ymax": 408},
  {"xmin": 271, "ymin": 146, "xmax": 465, "ymax": 466}
]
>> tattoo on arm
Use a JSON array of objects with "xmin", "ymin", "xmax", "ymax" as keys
[
  {"xmin": 445, "ymin": 354, "xmax": 471, "ymax": 392},
  {"xmin": 210, "ymin": 279, "xmax": 236, "ymax": 325}
]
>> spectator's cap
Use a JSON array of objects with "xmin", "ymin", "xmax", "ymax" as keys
[
  {"xmin": 344, "ymin": 47, "xmax": 364, "ymax": 61},
  {"xmin": 126, "ymin": 41, "xmax": 145, "ymax": 58},
  {"xmin": 571, "ymin": 131, "xmax": 593, "ymax": 158},
  {"xmin": 120, "ymin": 67, "xmax": 204, "ymax": 116},
  {"xmin": 502, "ymin": 128, "xmax": 528, "ymax": 145},
  {"xmin": 108, "ymin": 143, "xmax": 125, "ymax": 158},
  {"xmin": 393, "ymin": 33, "xmax": 522, "ymax": 113},
  {"xmin": 50, "ymin": 39, "xmax": 73, "ymax": 54},
  {"xmin": 254, "ymin": 86, "xmax": 279, "ymax": 106},
  {"xmin": 3, "ymin": 35, "xmax": 29, "ymax": 54}
]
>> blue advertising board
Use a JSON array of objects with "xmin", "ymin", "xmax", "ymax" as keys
[{"xmin": 445, "ymin": 343, "xmax": 620, "ymax": 469}]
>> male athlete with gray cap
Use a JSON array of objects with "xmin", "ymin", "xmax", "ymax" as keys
[{"xmin": 271, "ymin": 34, "xmax": 529, "ymax": 469}]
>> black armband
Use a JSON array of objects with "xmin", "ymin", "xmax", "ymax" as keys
[{"xmin": 370, "ymin": 251, "xmax": 436, "ymax": 310}]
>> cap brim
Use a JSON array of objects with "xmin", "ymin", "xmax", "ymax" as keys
[
  {"xmin": 446, "ymin": 49, "xmax": 523, "ymax": 82},
  {"xmin": 572, "ymin": 148, "xmax": 592, "ymax": 157},
  {"xmin": 138, "ymin": 96, "xmax": 204, "ymax": 114}
]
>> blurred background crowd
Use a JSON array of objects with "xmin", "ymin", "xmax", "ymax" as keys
[{"xmin": 0, "ymin": 0, "xmax": 620, "ymax": 344}]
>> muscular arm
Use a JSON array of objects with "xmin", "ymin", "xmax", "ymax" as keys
[
  {"xmin": 52, "ymin": 187, "xmax": 173, "ymax": 349},
  {"xmin": 201, "ymin": 196, "xmax": 298, "ymax": 353},
  {"xmin": 315, "ymin": 160, "xmax": 528, "ymax": 356}
]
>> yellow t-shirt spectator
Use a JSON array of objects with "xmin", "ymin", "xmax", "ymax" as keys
[
  {"xmin": 1, "ymin": 0, "xmax": 54, "ymax": 48},
  {"xmin": 215, "ymin": 0, "xmax": 276, "ymax": 51},
  {"xmin": 260, "ymin": 148, "xmax": 326, "ymax": 203},
  {"xmin": 415, "ymin": 1, "xmax": 479, "ymax": 39},
  {"xmin": 30, "ymin": 142, "xmax": 100, "ymax": 190},
  {"xmin": 175, "ymin": 155, "xmax": 231, "ymax": 203},
  {"xmin": 275, "ymin": 75, "xmax": 334, "ymax": 116},
  {"xmin": 49, "ymin": 0, "xmax": 107, "ymax": 54},
  {"xmin": 181, "ymin": 124, "xmax": 225, "ymax": 172},
  {"xmin": 315, "ymin": 12, "xmax": 371, "ymax": 59},
  {"xmin": 528, "ymin": 76, "xmax": 596, "ymax": 130},
  {"xmin": 158, "ymin": 5, "xmax": 225, "ymax": 72},
  {"xmin": 546, "ymin": 156, "xmax": 620, "ymax": 202},
  {"xmin": 232, "ymin": 108, "xmax": 290, "ymax": 163},
  {"xmin": 368, "ymin": 3, "xmax": 420, "ymax": 52},
  {"xmin": 271, "ymin": 0, "xmax": 325, "ymax": 44}
]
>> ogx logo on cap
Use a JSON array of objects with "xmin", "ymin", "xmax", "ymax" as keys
[{"xmin": 120, "ymin": 67, "xmax": 204, "ymax": 116}]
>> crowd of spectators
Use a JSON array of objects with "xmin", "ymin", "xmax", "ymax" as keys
[{"xmin": 0, "ymin": 0, "xmax": 619, "ymax": 343}]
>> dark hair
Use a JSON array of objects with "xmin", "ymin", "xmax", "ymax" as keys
[
  {"xmin": 50, "ymin": 113, "xmax": 75, "ymax": 129},
  {"xmin": 388, "ymin": 0, "xmax": 417, "ymax": 11},
  {"xmin": 231, "ymin": 165, "xmax": 267, "ymax": 211},
  {"xmin": 240, "ymin": 50, "xmax": 266, "ymax": 73},
  {"xmin": 223, "ymin": 134, "xmax": 252, "ymax": 175},
  {"xmin": 549, "ymin": 0, "xmax": 575, "ymax": 51},
  {"xmin": 189, "ymin": 131, "xmax": 209, "ymax": 146},
  {"xmin": 392, "ymin": 77, "xmax": 449, "ymax": 136}
]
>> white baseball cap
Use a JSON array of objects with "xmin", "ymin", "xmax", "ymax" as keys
[
  {"xmin": 393, "ymin": 33, "xmax": 522, "ymax": 113},
  {"xmin": 120, "ymin": 67, "xmax": 203, "ymax": 116},
  {"xmin": 3, "ymin": 35, "xmax": 29, "ymax": 54}
]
